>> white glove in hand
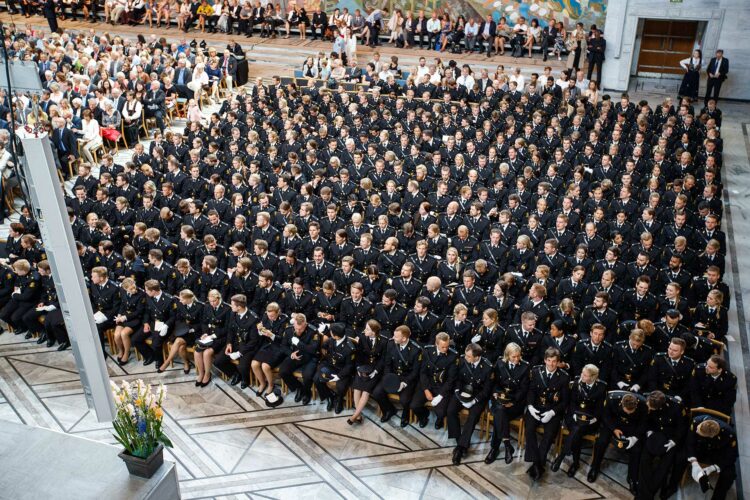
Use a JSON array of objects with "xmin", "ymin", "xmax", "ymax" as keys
[
  {"xmin": 291, "ymin": 337, "xmax": 300, "ymax": 346},
  {"xmin": 589, "ymin": 417, "xmax": 597, "ymax": 425},
  {"xmin": 625, "ymin": 436, "xmax": 638, "ymax": 450},
  {"xmin": 691, "ymin": 461, "xmax": 705, "ymax": 482},
  {"xmin": 674, "ymin": 395, "xmax": 682, "ymax": 402},
  {"xmin": 329, "ymin": 375, "xmax": 340, "ymax": 383},
  {"xmin": 617, "ymin": 381, "xmax": 628, "ymax": 389},
  {"xmin": 471, "ymin": 334, "xmax": 481, "ymax": 343},
  {"xmin": 462, "ymin": 399, "xmax": 476, "ymax": 409},
  {"xmin": 527, "ymin": 405, "xmax": 541, "ymax": 420},
  {"xmin": 369, "ymin": 369, "xmax": 378, "ymax": 379},
  {"xmin": 229, "ymin": 351, "xmax": 241, "ymax": 360},
  {"xmin": 647, "ymin": 431, "xmax": 653, "ymax": 437},
  {"xmin": 541, "ymin": 410, "xmax": 555, "ymax": 423},
  {"xmin": 664, "ymin": 440, "xmax": 676, "ymax": 452},
  {"xmin": 431, "ymin": 394, "xmax": 443, "ymax": 406},
  {"xmin": 703, "ymin": 464, "xmax": 720, "ymax": 475},
  {"xmin": 398, "ymin": 381, "xmax": 407, "ymax": 392},
  {"xmin": 159, "ymin": 324, "xmax": 169, "ymax": 337},
  {"xmin": 630, "ymin": 384, "xmax": 640, "ymax": 392}
]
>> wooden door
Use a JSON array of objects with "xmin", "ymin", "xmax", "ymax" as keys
[{"xmin": 637, "ymin": 20, "xmax": 698, "ymax": 75}]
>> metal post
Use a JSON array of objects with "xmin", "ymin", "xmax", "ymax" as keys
[{"xmin": 19, "ymin": 132, "xmax": 115, "ymax": 422}]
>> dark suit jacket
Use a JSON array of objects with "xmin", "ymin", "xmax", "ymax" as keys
[
  {"xmin": 707, "ymin": 57, "xmax": 729, "ymax": 81},
  {"xmin": 478, "ymin": 20, "xmax": 497, "ymax": 37},
  {"xmin": 52, "ymin": 127, "xmax": 79, "ymax": 158}
]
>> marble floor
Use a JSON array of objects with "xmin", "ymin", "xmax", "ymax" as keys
[{"xmin": 0, "ymin": 72, "xmax": 748, "ymax": 498}]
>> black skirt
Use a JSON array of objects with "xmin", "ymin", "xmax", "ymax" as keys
[
  {"xmin": 679, "ymin": 69, "xmax": 700, "ymax": 99},
  {"xmin": 174, "ymin": 322, "xmax": 197, "ymax": 344},
  {"xmin": 253, "ymin": 344, "xmax": 285, "ymax": 366},
  {"xmin": 351, "ymin": 372, "xmax": 381, "ymax": 392}
]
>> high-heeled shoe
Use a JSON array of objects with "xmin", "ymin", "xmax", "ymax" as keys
[
  {"xmin": 156, "ymin": 363, "xmax": 168, "ymax": 373},
  {"xmin": 183, "ymin": 362, "xmax": 191, "ymax": 375},
  {"xmin": 200, "ymin": 375, "xmax": 212, "ymax": 387},
  {"xmin": 254, "ymin": 384, "xmax": 267, "ymax": 396},
  {"xmin": 195, "ymin": 379, "xmax": 202, "ymax": 387},
  {"xmin": 117, "ymin": 357, "xmax": 129, "ymax": 366}
]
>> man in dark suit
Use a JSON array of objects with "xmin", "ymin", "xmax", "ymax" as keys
[
  {"xmin": 143, "ymin": 81, "xmax": 166, "ymax": 133},
  {"xmin": 478, "ymin": 14, "xmax": 497, "ymax": 56},
  {"xmin": 51, "ymin": 118, "xmax": 78, "ymax": 179},
  {"xmin": 705, "ymin": 49, "xmax": 729, "ymax": 105},
  {"xmin": 173, "ymin": 60, "xmax": 193, "ymax": 98},
  {"xmin": 587, "ymin": 28, "xmax": 606, "ymax": 86},
  {"xmin": 220, "ymin": 50, "xmax": 238, "ymax": 91},
  {"xmin": 311, "ymin": 7, "xmax": 327, "ymax": 40}
]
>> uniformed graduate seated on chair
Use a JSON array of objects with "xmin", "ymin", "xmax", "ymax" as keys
[
  {"xmin": 372, "ymin": 325, "xmax": 422, "ymax": 427},
  {"xmin": 21, "ymin": 260, "xmax": 58, "ymax": 346},
  {"xmin": 485, "ymin": 342, "xmax": 530, "ymax": 465},
  {"xmin": 524, "ymin": 346, "xmax": 570, "ymax": 480},
  {"xmin": 132, "ymin": 279, "xmax": 177, "ymax": 368},
  {"xmin": 348, "ymin": 319, "xmax": 387, "ymax": 426},
  {"xmin": 89, "ymin": 265, "xmax": 121, "ymax": 355},
  {"xmin": 587, "ymin": 391, "xmax": 647, "ymax": 489},
  {"xmin": 662, "ymin": 414, "xmax": 738, "ymax": 500},
  {"xmin": 690, "ymin": 354, "xmax": 737, "ymax": 417},
  {"xmin": 279, "ymin": 313, "xmax": 321, "ymax": 406},
  {"xmin": 313, "ymin": 322, "xmax": 355, "ymax": 414},
  {"xmin": 215, "ymin": 294, "xmax": 260, "ymax": 387},
  {"xmin": 449, "ymin": 342, "xmax": 493, "ymax": 465},
  {"xmin": 409, "ymin": 332, "xmax": 459, "ymax": 429},
  {"xmin": 551, "ymin": 363, "xmax": 606, "ymax": 478},
  {"xmin": 647, "ymin": 336, "xmax": 695, "ymax": 405},
  {"xmin": 636, "ymin": 390, "xmax": 688, "ymax": 499},
  {"xmin": 611, "ymin": 328, "xmax": 653, "ymax": 393},
  {"xmin": 159, "ymin": 289, "xmax": 204, "ymax": 374}
]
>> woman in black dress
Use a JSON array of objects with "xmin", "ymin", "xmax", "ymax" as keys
[
  {"xmin": 194, "ymin": 290, "xmax": 231, "ymax": 387},
  {"xmin": 678, "ymin": 49, "xmax": 702, "ymax": 101},
  {"xmin": 251, "ymin": 303, "xmax": 291, "ymax": 396},
  {"xmin": 348, "ymin": 319, "xmax": 387, "ymax": 425},
  {"xmin": 160, "ymin": 289, "xmax": 204, "ymax": 373},
  {"xmin": 112, "ymin": 278, "xmax": 146, "ymax": 365}
]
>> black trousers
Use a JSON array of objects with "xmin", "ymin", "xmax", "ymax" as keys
[
  {"xmin": 132, "ymin": 326, "xmax": 166, "ymax": 364},
  {"xmin": 489, "ymin": 400, "xmax": 524, "ymax": 447},
  {"xmin": 587, "ymin": 59, "xmax": 603, "ymax": 85},
  {"xmin": 412, "ymin": 31, "xmax": 427, "ymax": 48},
  {"xmin": 214, "ymin": 349, "xmax": 254, "ymax": 385},
  {"xmin": 372, "ymin": 379, "xmax": 416, "ymax": 421},
  {"xmin": 524, "ymin": 411, "xmax": 563, "ymax": 465},
  {"xmin": 144, "ymin": 108, "xmax": 165, "ymax": 132},
  {"xmin": 560, "ymin": 417, "xmax": 599, "ymax": 463},
  {"xmin": 446, "ymin": 394, "xmax": 487, "ymax": 448},
  {"xmin": 705, "ymin": 77, "xmax": 723, "ymax": 104},
  {"xmin": 44, "ymin": 309, "xmax": 67, "ymax": 343},
  {"xmin": 22, "ymin": 308, "xmax": 46, "ymax": 334},
  {"xmin": 0, "ymin": 299, "xmax": 35, "ymax": 331},
  {"xmin": 591, "ymin": 431, "xmax": 642, "ymax": 482},
  {"xmin": 313, "ymin": 366, "xmax": 351, "ymax": 401},
  {"xmin": 96, "ymin": 319, "xmax": 115, "ymax": 353},
  {"xmin": 279, "ymin": 357, "xmax": 317, "ymax": 394},
  {"xmin": 637, "ymin": 446, "xmax": 676, "ymax": 499},
  {"xmin": 311, "ymin": 25, "xmax": 323, "ymax": 39},
  {"xmin": 665, "ymin": 449, "xmax": 735, "ymax": 500},
  {"xmin": 409, "ymin": 383, "xmax": 449, "ymax": 422}
]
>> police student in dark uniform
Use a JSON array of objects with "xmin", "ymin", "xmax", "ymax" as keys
[
  {"xmin": 90, "ymin": 266, "xmax": 121, "ymax": 355},
  {"xmin": 663, "ymin": 414, "xmax": 738, "ymax": 500},
  {"xmin": 193, "ymin": 289, "xmax": 231, "ymax": 386},
  {"xmin": 339, "ymin": 282, "xmax": 374, "ymax": 336},
  {"xmin": 524, "ymin": 347, "xmax": 570, "ymax": 480},
  {"xmin": 637, "ymin": 390, "xmax": 687, "ymax": 499},
  {"xmin": 372, "ymin": 325, "xmax": 422, "ymax": 426},
  {"xmin": 21, "ymin": 260, "xmax": 57, "ymax": 344},
  {"xmin": 313, "ymin": 322, "xmax": 355, "ymax": 413},
  {"xmin": 349, "ymin": 319, "xmax": 387, "ymax": 425},
  {"xmin": 443, "ymin": 303, "xmax": 474, "ymax": 348},
  {"xmin": 587, "ymin": 391, "xmax": 647, "ymax": 487},
  {"xmin": 409, "ymin": 332, "xmax": 459, "ymax": 428},
  {"xmin": 111, "ymin": 278, "xmax": 146, "ymax": 364},
  {"xmin": 611, "ymin": 328, "xmax": 653, "ymax": 393},
  {"xmin": 690, "ymin": 355, "xmax": 737, "ymax": 416},
  {"xmin": 132, "ymin": 279, "xmax": 177, "ymax": 368},
  {"xmin": 485, "ymin": 342, "xmax": 530, "ymax": 465},
  {"xmin": 647, "ymin": 337, "xmax": 695, "ymax": 404},
  {"xmin": 449, "ymin": 342, "xmax": 494, "ymax": 465},
  {"xmin": 278, "ymin": 313, "xmax": 320, "ymax": 405},
  {"xmin": 159, "ymin": 289, "xmax": 203, "ymax": 373},
  {"xmin": 552, "ymin": 363, "xmax": 606, "ymax": 477},
  {"xmin": 215, "ymin": 294, "xmax": 260, "ymax": 388},
  {"xmin": 571, "ymin": 323, "xmax": 613, "ymax": 382},
  {"xmin": 250, "ymin": 302, "xmax": 290, "ymax": 393}
]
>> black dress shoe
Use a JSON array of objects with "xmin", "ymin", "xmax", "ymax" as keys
[
  {"xmin": 484, "ymin": 446, "xmax": 499, "ymax": 464},
  {"xmin": 551, "ymin": 454, "xmax": 564, "ymax": 472},
  {"xmin": 527, "ymin": 464, "xmax": 539, "ymax": 480},
  {"xmin": 37, "ymin": 334, "xmax": 48, "ymax": 344},
  {"xmin": 195, "ymin": 380, "xmax": 201, "ymax": 387},
  {"xmin": 240, "ymin": 381, "xmax": 249, "ymax": 389},
  {"xmin": 452, "ymin": 446, "xmax": 465, "ymax": 465},
  {"xmin": 334, "ymin": 398, "xmax": 344, "ymax": 414},
  {"xmin": 587, "ymin": 468, "xmax": 599, "ymax": 483},
  {"xmin": 326, "ymin": 397, "xmax": 335, "ymax": 411},
  {"xmin": 380, "ymin": 409, "xmax": 396, "ymax": 423},
  {"xmin": 566, "ymin": 462, "xmax": 579, "ymax": 478},
  {"xmin": 504, "ymin": 443, "xmax": 515, "ymax": 464},
  {"xmin": 628, "ymin": 479, "xmax": 638, "ymax": 494},
  {"xmin": 57, "ymin": 341, "xmax": 71, "ymax": 351},
  {"xmin": 14, "ymin": 329, "xmax": 27, "ymax": 336},
  {"xmin": 301, "ymin": 392, "xmax": 311, "ymax": 405},
  {"xmin": 434, "ymin": 419, "xmax": 444, "ymax": 429},
  {"xmin": 117, "ymin": 358, "xmax": 129, "ymax": 366},
  {"xmin": 143, "ymin": 357, "xmax": 155, "ymax": 366},
  {"xmin": 536, "ymin": 463, "xmax": 545, "ymax": 479},
  {"xmin": 400, "ymin": 418, "xmax": 409, "ymax": 428},
  {"xmin": 418, "ymin": 415, "xmax": 429, "ymax": 428},
  {"xmin": 229, "ymin": 373, "xmax": 241, "ymax": 386},
  {"xmin": 46, "ymin": 338, "xmax": 56, "ymax": 348},
  {"xmin": 294, "ymin": 388, "xmax": 303, "ymax": 402}
]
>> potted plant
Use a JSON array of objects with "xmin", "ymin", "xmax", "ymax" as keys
[{"xmin": 111, "ymin": 380, "xmax": 173, "ymax": 478}]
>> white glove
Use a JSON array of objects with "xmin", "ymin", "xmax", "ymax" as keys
[
  {"xmin": 431, "ymin": 394, "xmax": 443, "ymax": 406},
  {"xmin": 93, "ymin": 311, "xmax": 108, "ymax": 324},
  {"xmin": 625, "ymin": 436, "xmax": 638, "ymax": 450},
  {"xmin": 158, "ymin": 324, "xmax": 169, "ymax": 337},
  {"xmin": 398, "ymin": 381, "xmax": 407, "ymax": 392},
  {"xmin": 691, "ymin": 461, "xmax": 705, "ymax": 482},
  {"xmin": 369, "ymin": 369, "xmax": 378, "ymax": 379},
  {"xmin": 665, "ymin": 440, "xmax": 676, "ymax": 452},
  {"xmin": 329, "ymin": 374, "xmax": 340, "ymax": 383},
  {"xmin": 703, "ymin": 464, "xmax": 720, "ymax": 475},
  {"xmin": 647, "ymin": 431, "xmax": 653, "ymax": 437},
  {"xmin": 541, "ymin": 410, "xmax": 555, "ymax": 423},
  {"xmin": 630, "ymin": 384, "xmax": 640, "ymax": 392},
  {"xmin": 527, "ymin": 405, "xmax": 541, "ymax": 420},
  {"xmin": 617, "ymin": 381, "xmax": 628, "ymax": 389},
  {"xmin": 471, "ymin": 334, "xmax": 481, "ymax": 343},
  {"xmin": 584, "ymin": 167, "xmax": 594, "ymax": 175},
  {"xmin": 589, "ymin": 417, "xmax": 597, "ymax": 425},
  {"xmin": 674, "ymin": 395, "xmax": 683, "ymax": 402},
  {"xmin": 291, "ymin": 337, "xmax": 300, "ymax": 346},
  {"xmin": 229, "ymin": 351, "xmax": 241, "ymax": 360},
  {"xmin": 462, "ymin": 398, "xmax": 476, "ymax": 409}
]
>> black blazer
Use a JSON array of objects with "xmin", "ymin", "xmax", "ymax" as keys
[
  {"xmin": 706, "ymin": 57, "xmax": 729, "ymax": 81},
  {"xmin": 52, "ymin": 127, "xmax": 78, "ymax": 158}
]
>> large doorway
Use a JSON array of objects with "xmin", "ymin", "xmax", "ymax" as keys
[{"xmin": 636, "ymin": 20, "xmax": 699, "ymax": 76}]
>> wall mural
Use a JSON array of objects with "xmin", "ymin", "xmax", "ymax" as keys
[{"xmin": 308, "ymin": 0, "xmax": 608, "ymax": 30}]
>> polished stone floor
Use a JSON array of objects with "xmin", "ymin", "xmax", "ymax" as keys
[{"xmin": 0, "ymin": 81, "xmax": 748, "ymax": 498}]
